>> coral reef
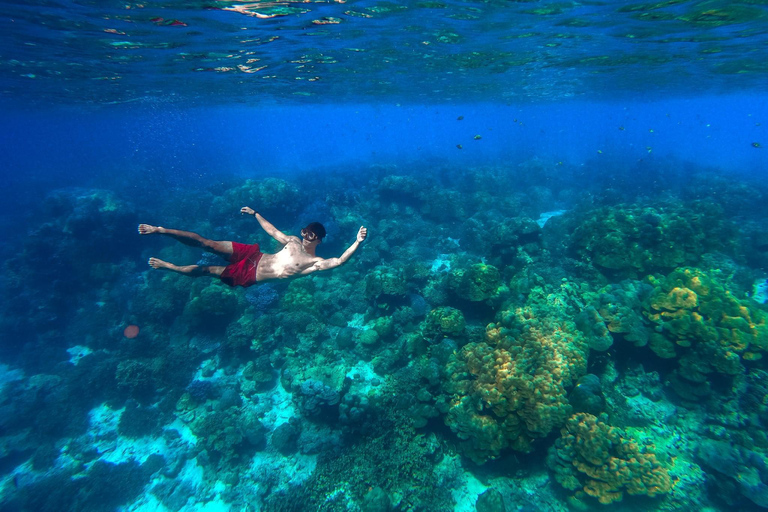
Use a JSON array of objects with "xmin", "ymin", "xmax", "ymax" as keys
[
  {"xmin": 643, "ymin": 267, "xmax": 768, "ymax": 394},
  {"xmin": 448, "ymin": 262, "xmax": 502, "ymax": 302},
  {"xmin": 570, "ymin": 202, "xmax": 734, "ymax": 278},
  {"xmin": 443, "ymin": 303, "xmax": 588, "ymax": 463},
  {"xmin": 547, "ymin": 412, "xmax": 674, "ymax": 505},
  {"xmin": 3, "ymin": 163, "xmax": 768, "ymax": 512}
]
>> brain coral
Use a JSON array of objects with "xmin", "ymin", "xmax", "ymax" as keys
[{"xmin": 444, "ymin": 305, "xmax": 588, "ymax": 463}]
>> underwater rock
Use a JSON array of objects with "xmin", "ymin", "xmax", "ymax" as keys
[
  {"xmin": 568, "ymin": 374, "xmax": 605, "ymax": 416},
  {"xmin": 271, "ymin": 420, "xmax": 300, "ymax": 455},
  {"xmin": 696, "ymin": 439, "xmax": 768, "ymax": 508},
  {"xmin": 362, "ymin": 486, "xmax": 392, "ymax": 512},
  {"xmin": 118, "ymin": 399, "xmax": 162, "ymax": 438},
  {"xmin": 245, "ymin": 283, "xmax": 280, "ymax": 311},
  {"xmin": 185, "ymin": 379, "xmax": 215, "ymax": 403},
  {"xmin": 212, "ymin": 178, "xmax": 300, "ymax": 219},
  {"xmin": 475, "ymin": 488, "xmax": 506, "ymax": 512},
  {"xmin": 365, "ymin": 265, "xmax": 408, "ymax": 300},
  {"xmin": 753, "ymin": 277, "xmax": 768, "ymax": 304},
  {"xmin": 377, "ymin": 175, "xmax": 424, "ymax": 202},
  {"xmin": 241, "ymin": 355, "xmax": 276, "ymax": 392},
  {"xmin": 297, "ymin": 423, "xmax": 344, "ymax": 454}
]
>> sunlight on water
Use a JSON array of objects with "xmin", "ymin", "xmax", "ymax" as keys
[{"xmin": 1, "ymin": 0, "xmax": 767, "ymax": 104}]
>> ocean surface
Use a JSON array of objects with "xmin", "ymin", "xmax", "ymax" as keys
[{"xmin": 1, "ymin": 1, "xmax": 768, "ymax": 511}]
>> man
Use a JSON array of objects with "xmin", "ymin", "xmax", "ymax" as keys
[{"xmin": 138, "ymin": 206, "xmax": 367, "ymax": 288}]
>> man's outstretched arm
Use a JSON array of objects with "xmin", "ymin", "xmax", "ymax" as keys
[
  {"xmin": 302, "ymin": 226, "xmax": 367, "ymax": 274},
  {"xmin": 240, "ymin": 206, "xmax": 293, "ymax": 244}
]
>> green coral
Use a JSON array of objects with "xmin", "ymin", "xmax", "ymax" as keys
[
  {"xmin": 365, "ymin": 265, "xmax": 408, "ymax": 300},
  {"xmin": 571, "ymin": 202, "xmax": 733, "ymax": 277},
  {"xmin": 190, "ymin": 407, "xmax": 265, "ymax": 464},
  {"xmin": 424, "ymin": 306, "xmax": 466, "ymax": 338},
  {"xmin": 281, "ymin": 279, "xmax": 318, "ymax": 313},
  {"xmin": 182, "ymin": 283, "xmax": 239, "ymax": 323},
  {"xmin": 448, "ymin": 263, "xmax": 501, "ymax": 302},
  {"xmin": 212, "ymin": 178, "xmax": 300, "ymax": 217},
  {"xmin": 577, "ymin": 280, "xmax": 652, "ymax": 351}
]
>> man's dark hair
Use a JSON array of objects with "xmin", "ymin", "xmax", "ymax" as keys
[{"xmin": 304, "ymin": 222, "xmax": 326, "ymax": 240}]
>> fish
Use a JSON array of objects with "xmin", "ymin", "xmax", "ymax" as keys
[
  {"xmin": 752, "ymin": 142, "xmax": 762, "ymax": 148},
  {"xmin": 473, "ymin": 135, "xmax": 482, "ymax": 140},
  {"xmin": 456, "ymin": 144, "xmax": 463, "ymax": 149},
  {"xmin": 457, "ymin": 116, "xmax": 464, "ymax": 121}
]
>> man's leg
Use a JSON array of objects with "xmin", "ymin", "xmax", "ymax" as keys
[
  {"xmin": 148, "ymin": 258, "xmax": 226, "ymax": 278},
  {"xmin": 138, "ymin": 224, "xmax": 233, "ymax": 259}
]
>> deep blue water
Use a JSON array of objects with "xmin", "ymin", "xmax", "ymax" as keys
[{"xmin": 2, "ymin": 1, "xmax": 768, "ymax": 511}]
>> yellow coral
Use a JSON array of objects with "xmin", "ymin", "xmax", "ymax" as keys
[
  {"xmin": 445, "ymin": 306, "xmax": 588, "ymax": 463},
  {"xmin": 552, "ymin": 413, "xmax": 674, "ymax": 504},
  {"xmin": 643, "ymin": 267, "xmax": 768, "ymax": 377}
]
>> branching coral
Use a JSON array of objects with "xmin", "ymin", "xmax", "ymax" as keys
[
  {"xmin": 548, "ymin": 412, "xmax": 674, "ymax": 504},
  {"xmin": 444, "ymin": 305, "xmax": 588, "ymax": 463}
]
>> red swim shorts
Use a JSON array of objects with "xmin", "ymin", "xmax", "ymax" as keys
[{"xmin": 220, "ymin": 242, "xmax": 262, "ymax": 288}]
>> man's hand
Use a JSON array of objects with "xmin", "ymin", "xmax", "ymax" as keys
[
  {"xmin": 241, "ymin": 206, "xmax": 255, "ymax": 216},
  {"xmin": 357, "ymin": 226, "xmax": 367, "ymax": 243}
]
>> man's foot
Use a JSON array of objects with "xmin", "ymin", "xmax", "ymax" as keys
[
  {"xmin": 148, "ymin": 257, "xmax": 174, "ymax": 270},
  {"xmin": 138, "ymin": 224, "xmax": 162, "ymax": 235}
]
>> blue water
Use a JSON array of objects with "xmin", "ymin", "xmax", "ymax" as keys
[{"xmin": 2, "ymin": 1, "xmax": 768, "ymax": 511}]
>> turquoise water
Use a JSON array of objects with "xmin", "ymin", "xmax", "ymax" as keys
[{"xmin": 1, "ymin": 1, "xmax": 768, "ymax": 511}]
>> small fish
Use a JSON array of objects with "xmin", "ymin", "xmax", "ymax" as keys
[
  {"xmin": 457, "ymin": 116, "xmax": 464, "ymax": 121},
  {"xmin": 597, "ymin": 149, "xmax": 603, "ymax": 154},
  {"xmin": 473, "ymin": 135, "xmax": 482, "ymax": 140},
  {"xmin": 618, "ymin": 126, "xmax": 625, "ymax": 130},
  {"xmin": 456, "ymin": 144, "xmax": 463, "ymax": 149},
  {"xmin": 752, "ymin": 142, "xmax": 762, "ymax": 148},
  {"xmin": 646, "ymin": 146, "xmax": 653, "ymax": 153}
]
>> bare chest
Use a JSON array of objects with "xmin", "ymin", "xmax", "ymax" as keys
[{"xmin": 257, "ymin": 242, "xmax": 316, "ymax": 280}]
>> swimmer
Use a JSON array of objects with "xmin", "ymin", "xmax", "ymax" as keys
[{"xmin": 139, "ymin": 206, "xmax": 367, "ymax": 288}]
